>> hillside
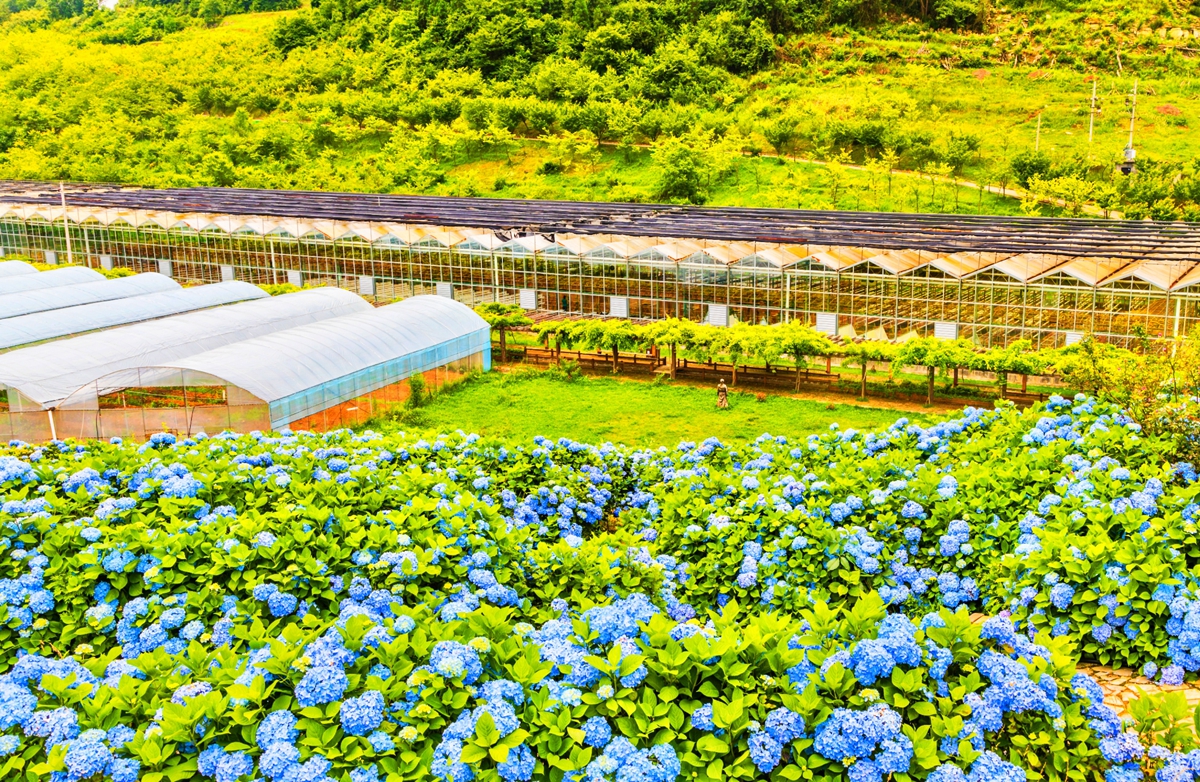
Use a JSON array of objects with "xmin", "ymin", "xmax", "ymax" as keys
[{"xmin": 0, "ymin": 0, "xmax": 1197, "ymax": 217}]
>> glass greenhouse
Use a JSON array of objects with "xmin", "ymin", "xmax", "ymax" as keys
[
  {"xmin": 54, "ymin": 295, "xmax": 489, "ymax": 439},
  {"xmin": 0, "ymin": 288, "xmax": 371, "ymax": 441},
  {"xmin": 1, "ymin": 183, "xmax": 1199, "ymax": 348}
]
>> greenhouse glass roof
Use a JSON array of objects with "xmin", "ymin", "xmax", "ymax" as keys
[
  {"xmin": 6, "ymin": 182, "xmax": 1200, "ymax": 290},
  {"xmin": 7, "ymin": 181, "xmax": 1200, "ymax": 263},
  {"xmin": 0, "ymin": 266, "xmax": 103, "ymax": 295},
  {"xmin": 135, "ymin": 295, "xmax": 489, "ymax": 427},
  {"xmin": 5, "ymin": 287, "xmax": 370, "ymax": 409},
  {"xmin": 0, "ymin": 281, "xmax": 267, "ymax": 351},
  {"xmin": 0, "ymin": 273, "xmax": 179, "ymax": 320}
]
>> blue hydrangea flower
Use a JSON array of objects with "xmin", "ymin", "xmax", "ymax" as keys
[
  {"xmin": 496, "ymin": 743, "xmax": 535, "ymax": 782},
  {"xmin": 341, "ymin": 690, "xmax": 386, "ymax": 737},
  {"xmin": 256, "ymin": 710, "xmax": 298, "ymax": 749},
  {"xmin": 749, "ymin": 731, "xmax": 783, "ymax": 773},
  {"xmin": 582, "ymin": 717, "xmax": 611, "ymax": 748},
  {"xmin": 368, "ymin": 731, "xmax": 395, "ymax": 753},
  {"xmin": 295, "ymin": 665, "xmax": 349, "ymax": 707}
]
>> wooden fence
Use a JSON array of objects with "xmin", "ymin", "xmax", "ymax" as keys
[{"xmin": 514, "ymin": 346, "xmax": 1054, "ymax": 406}]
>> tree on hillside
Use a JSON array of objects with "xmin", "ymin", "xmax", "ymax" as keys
[
  {"xmin": 269, "ymin": 13, "xmax": 318, "ymax": 53},
  {"xmin": 880, "ymin": 147, "xmax": 900, "ymax": 196},
  {"xmin": 764, "ymin": 117, "xmax": 798, "ymax": 160},
  {"xmin": 653, "ymin": 135, "xmax": 709, "ymax": 204},
  {"xmin": 825, "ymin": 156, "xmax": 851, "ymax": 205},
  {"xmin": 549, "ymin": 130, "xmax": 601, "ymax": 173},
  {"xmin": 1011, "ymin": 150, "xmax": 1052, "ymax": 188},
  {"xmin": 476, "ymin": 303, "xmax": 532, "ymax": 363}
]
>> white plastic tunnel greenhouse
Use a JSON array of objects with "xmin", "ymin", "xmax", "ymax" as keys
[
  {"xmin": 0, "ymin": 261, "xmax": 35, "ymax": 278},
  {"xmin": 55, "ymin": 295, "xmax": 491, "ymax": 439},
  {"xmin": 0, "ymin": 281, "xmax": 267, "ymax": 351},
  {"xmin": 0, "ymin": 265, "xmax": 103, "ymax": 295},
  {"xmin": 0, "ymin": 273, "xmax": 178, "ymax": 320},
  {"xmin": 0, "ymin": 288, "xmax": 371, "ymax": 442}
]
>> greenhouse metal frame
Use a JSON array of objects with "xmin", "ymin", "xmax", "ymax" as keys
[{"xmin": 1, "ymin": 182, "xmax": 1198, "ymax": 348}]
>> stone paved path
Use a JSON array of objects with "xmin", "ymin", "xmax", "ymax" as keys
[
  {"xmin": 964, "ymin": 614, "xmax": 1200, "ymax": 721},
  {"xmin": 1077, "ymin": 663, "xmax": 1200, "ymax": 719}
]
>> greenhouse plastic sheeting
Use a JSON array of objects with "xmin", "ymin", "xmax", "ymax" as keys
[
  {"xmin": 0, "ymin": 266, "xmax": 103, "ymax": 296},
  {"xmin": 0, "ymin": 261, "xmax": 35, "ymax": 278},
  {"xmin": 154, "ymin": 295, "xmax": 490, "ymax": 427},
  {"xmin": 0, "ymin": 273, "xmax": 180, "ymax": 320},
  {"xmin": 0, "ymin": 281, "xmax": 268, "ymax": 352},
  {"xmin": 0, "ymin": 288, "xmax": 371, "ymax": 409}
]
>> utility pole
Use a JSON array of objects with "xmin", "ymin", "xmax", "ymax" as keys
[
  {"xmin": 1035, "ymin": 113, "xmax": 1042, "ymax": 152},
  {"xmin": 1121, "ymin": 79, "xmax": 1138, "ymax": 175},
  {"xmin": 1088, "ymin": 79, "xmax": 1097, "ymax": 144},
  {"xmin": 59, "ymin": 181, "xmax": 74, "ymax": 265},
  {"xmin": 1127, "ymin": 78, "xmax": 1138, "ymax": 149}
]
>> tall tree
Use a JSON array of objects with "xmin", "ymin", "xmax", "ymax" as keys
[
  {"xmin": 839, "ymin": 339, "xmax": 897, "ymax": 399},
  {"xmin": 476, "ymin": 303, "xmax": 533, "ymax": 363},
  {"xmin": 778, "ymin": 322, "xmax": 836, "ymax": 391},
  {"xmin": 641, "ymin": 318, "xmax": 697, "ymax": 379}
]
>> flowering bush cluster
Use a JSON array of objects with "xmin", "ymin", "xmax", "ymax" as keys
[{"xmin": 0, "ymin": 395, "xmax": 1196, "ymax": 780}]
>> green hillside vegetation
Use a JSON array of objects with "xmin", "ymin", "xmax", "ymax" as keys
[{"xmin": 0, "ymin": 0, "xmax": 1198, "ymax": 217}]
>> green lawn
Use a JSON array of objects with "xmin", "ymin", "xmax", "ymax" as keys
[{"xmin": 384, "ymin": 371, "xmax": 931, "ymax": 447}]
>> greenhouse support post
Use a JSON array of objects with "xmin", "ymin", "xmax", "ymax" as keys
[{"xmin": 59, "ymin": 182, "xmax": 74, "ymax": 265}]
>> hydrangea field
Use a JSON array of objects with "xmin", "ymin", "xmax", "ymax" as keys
[{"xmin": 1, "ymin": 395, "xmax": 1200, "ymax": 782}]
